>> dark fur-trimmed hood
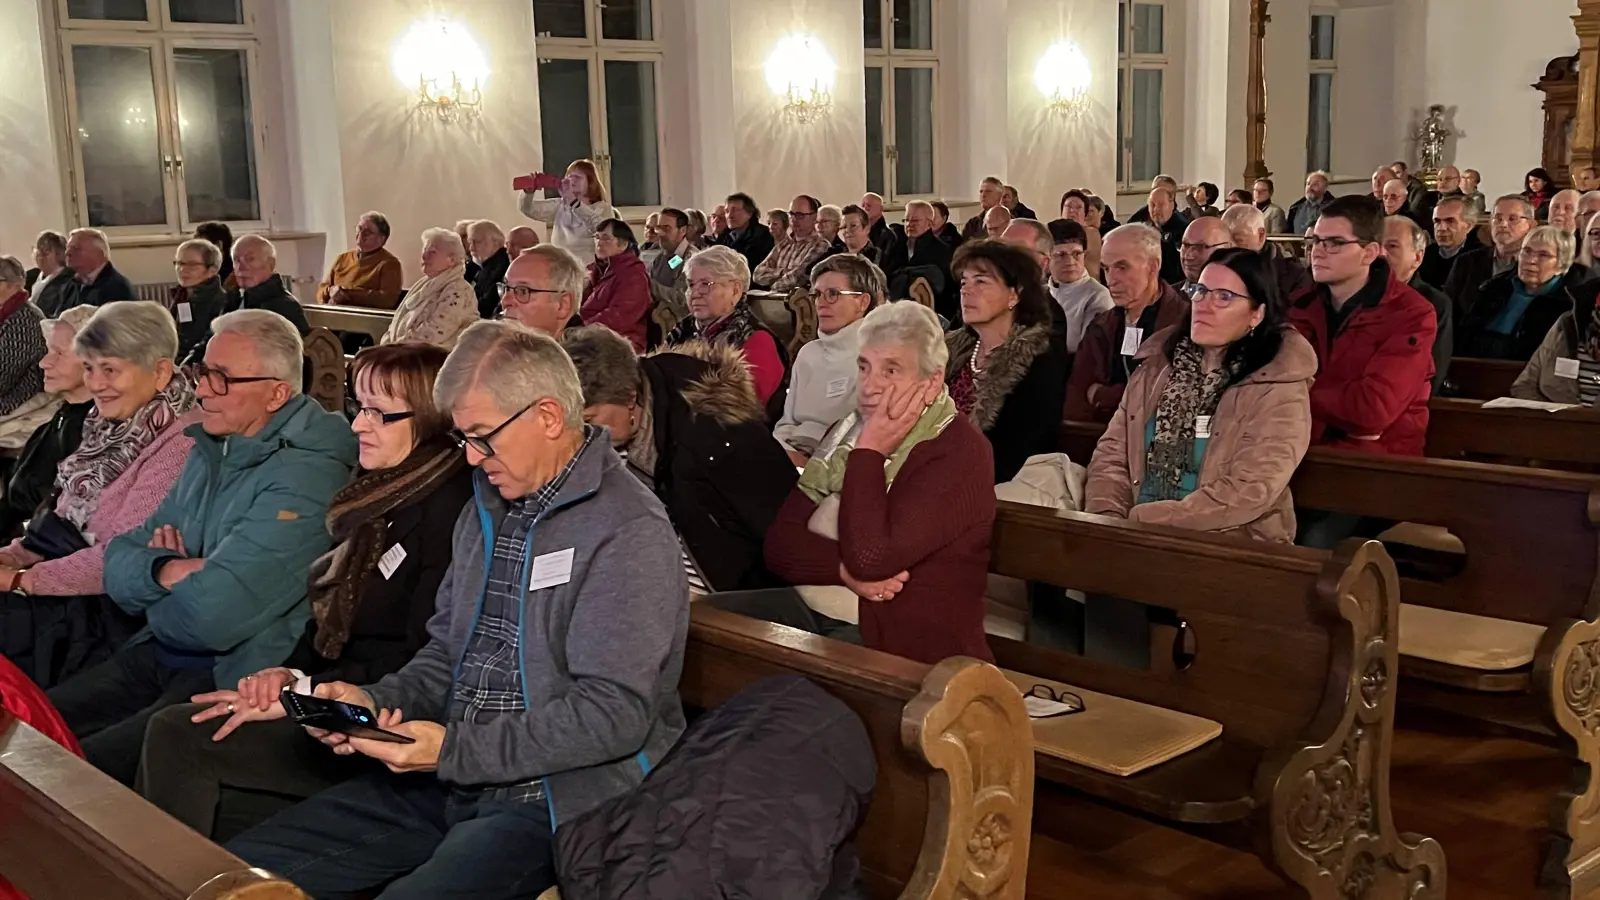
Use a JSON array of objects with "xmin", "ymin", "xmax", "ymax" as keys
[
  {"xmin": 944, "ymin": 323, "xmax": 1054, "ymax": 433},
  {"xmin": 646, "ymin": 340, "xmax": 767, "ymax": 427}
]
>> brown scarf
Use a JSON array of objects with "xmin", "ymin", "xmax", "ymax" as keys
[
  {"xmin": 307, "ymin": 439, "xmax": 466, "ymax": 659},
  {"xmin": 1146, "ymin": 337, "xmax": 1237, "ymax": 501}
]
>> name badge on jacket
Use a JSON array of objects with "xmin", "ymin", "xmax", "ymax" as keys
[
  {"xmin": 1121, "ymin": 326, "xmax": 1144, "ymax": 357},
  {"xmin": 530, "ymin": 548, "xmax": 575, "ymax": 590}
]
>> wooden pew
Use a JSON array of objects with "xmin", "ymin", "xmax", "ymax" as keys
[
  {"xmin": 0, "ymin": 713, "xmax": 307, "ymax": 899},
  {"xmin": 985, "ymin": 503, "xmax": 1443, "ymax": 898},
  {"xmin": 1448, "ymin": 356, "xmax": 1523, "ymax": 401},
  {"xmin": 682, "ymin": 604, "xmax": 1034, "ymax": 900},
  {"xmin": 1425, "ymin": 396, "xmax": 1600, "ymax": 471},
  {"xmin": 299, "ymin": 303, "xmax": 393, "ymax": 343},
  {"xmin": 301, "ymin": 326, "xmax": 346, "ymax": 414}
]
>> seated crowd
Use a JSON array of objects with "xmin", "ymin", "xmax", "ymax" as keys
[{"xmin": 0, "ymin": 150, "xmax": 1582, "ymax": 897}]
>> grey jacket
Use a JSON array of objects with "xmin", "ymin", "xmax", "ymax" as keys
[
  {"xmin": 366, "ymin": 436, "xmax": 689, "ymax": 826},
  {"xmin": 1510, "ymin": 310, "xmax": 1583, "ymax": 404}
]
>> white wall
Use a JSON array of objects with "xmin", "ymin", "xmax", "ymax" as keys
[
  {"xmin": 0, "ymin": 0, "xmax": 68, "ymax": 257},
  {"xmin": 1183, "ymin": 0, "xmax": 1248, "ymax": 191},
  {"xmin": 1331, "ymin": 3, "xmax": 1397, "ymax": 184}
]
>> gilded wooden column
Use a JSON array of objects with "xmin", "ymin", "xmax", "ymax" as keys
[
  {"xmin": 1243, "ymin": 0, "xmax": 1272, "ymax": 183},
  {"xmin": 1571, "ymin": 0, "xmax": 1600, "ymax": 173}
]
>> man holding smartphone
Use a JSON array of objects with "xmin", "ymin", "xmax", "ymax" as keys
[{"xmin": 227, "ymin": 321, "xmax": 689, "ymax": 900}]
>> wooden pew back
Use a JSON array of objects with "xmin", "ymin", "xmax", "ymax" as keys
[
  {"xmin": 1426, "ymin": 397, "xmax": 1600, "ymax": 471},
  {"xmin": 1448, "ymin": 357, "xmax": 1523, "ymax": 401}
]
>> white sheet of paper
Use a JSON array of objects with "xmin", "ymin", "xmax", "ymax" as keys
[
  {"xmin": 1556, "ymin": 357, "xmax": 1581, "ymax": 379},
  {"xmin": 1023, "ymin": 695, "xmax": 1081, "ymax": 719},
  {"xmin": 176, "ymin": 302, "xmax": 193, "ymax": 324},
  {"xmin": 377, "ymin": 543, "xmax": 407, "ymax": 580},
  {"xmin": 1121, "ymin": 326, "xmax": 1144, "ymax": 357},
  {"xmin": 530, "ymin": 548, "xmax": 576, "ymax": 590},
  {"xmin": 1480, "ymin": 397, "xmax": 1577, "ymax": 412},
  {"xmin": 825, "ymin": 377, "xmax": 850, "ymax": 399}
]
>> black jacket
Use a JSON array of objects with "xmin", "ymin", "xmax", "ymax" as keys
[
  {"xmin": 0, "ymin": 400, "xmax": 91, "ymax": 536},
  {"xmin": 281, "ymin": 463, "xmax": 474, "ymax": 686},
  {"xmin": 1455, "ymin": 265, "xmax": 1592, "ymax": 362},
  {"xmin": 172, "ymin": 278, "xmax": 229, "ymax": 364},
  {"xmin": 232, "ymin": 277, "xmax": 310, "ymax": 335},
  {"xmin": 639, "ymin": 346, "xmax": 798, "ymax": 591},
  {"xmin": 1012, "ymin": 201, "xmax": 1038, "ymax": 220},
  {"xmin": 1417, "ymin": 230, "xmax": 1483, "ymax": 291},
  {"xmin": 556, "ymin": 675, "xmax": 875, "ymax": 900},
  {"xmin": 946, "ymin": 323, "xmax": 1070, "ymax": 484},
  {"xmin": 25, "ymin": 268, "xmax": 77, "ymax": 318},
  {"xmin": 1408, "ymin": 274, "xmax": 1453, "ymax": 393},
  {"xmin": 867, "ymin": 216, "xmax": 896, "ymax": 259},
  {"xmin": 1443, "ymin": 245, "xmax": 1508, "ymax": 325},
  {"xmin": 60, "ymin": 262, "xmax": 135, "ymax": 313},
  {"xmin": 473, "ymin": 247, "xmax": 511, "ymax": 319},
  {"xmin": 935, "ymin": 221, "xmax": 963, "ymax": 249},
  {"xmin": 711, "ymin": 222, "xmax": 776, "ymax": 271},
  {"xmin": 882, "ymin": 231, "xmax": 957, "ymax": 323},
  {"xmin": 1265, "ymin": 244, "xmax": 1315, "ymax": 304},
  {"xmin": 1148, "ymin": 214, "xmax": 1189, "ymax": 285}
]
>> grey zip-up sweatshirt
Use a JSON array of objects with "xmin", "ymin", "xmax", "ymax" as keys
[{"xmin": 366, "ymin": 437, "xmax": 688, "ymax": 826}]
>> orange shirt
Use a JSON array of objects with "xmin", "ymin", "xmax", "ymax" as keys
[{"xmin": 317, "ymin": 247, "xmax": 403, "ymax": 309}]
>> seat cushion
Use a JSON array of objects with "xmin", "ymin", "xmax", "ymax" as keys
[{"xmin": 1399, "ymin": 603, "xmax": 1546, "ymax": 671}]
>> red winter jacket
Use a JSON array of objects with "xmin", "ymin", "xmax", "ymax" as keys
[
  {"xmin": 582, "ymin": 251, "xmax": 652, "ymax": 351},
  {"xmin": 1287, "ymin": 260, "xmax": 1437, "ymax": 456},
  {"xmin": 1, "ymin": 653, "xmax": 81, "ymax": 900}
]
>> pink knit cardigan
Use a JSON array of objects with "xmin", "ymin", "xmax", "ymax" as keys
[{"xmin": 7, "ymin": 409, "xmax": 201, "ymax": 596}]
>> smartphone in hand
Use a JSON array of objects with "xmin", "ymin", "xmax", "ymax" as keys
[{"xmin": 280, "ymin": 689, "xmax": 415, "ymax": 744}]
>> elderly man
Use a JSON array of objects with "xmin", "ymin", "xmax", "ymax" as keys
[
  {"xmin": 498, "ymin": 244, "xmax": 584, "ymax": 335},
  {"xmin": 468, "ymin": 220, "xmax": 512, "ymax": 319},
  {"xmin": 1581, "ymin": 191, "xmax": 1600, "ymax": 223},
  {"xmin": 1223, "ymin": 203, "xmax": 1314, "ymax": 301},
  {"xmin": 1371, "ymin": 166, "xmax": 1399, "ymax": 200},
  {"xmin": 227, "ymin": 321, "xmax": 687, "ymax": 900},
  {"xmin": 931, "ymin": 200, "xmax": 962, "ymax": 247},
  {"xmin": 230, "ymin": 236, "xmax": 309, "ymax": 335},
  {"xmin": 1178, "ymin": 216, "xmax": 1234, "ymax": 289},
  {"xmin": 1253, "ymin": 178, "xmax": 1289, "ymax": 234},
  {"xmin": 829, "ymin": 204, "xmax": 878, "ymax": 263},
  {"xmin": 859, "ymin": 192, "xmax": 897, "ymax": 256},
  {"xmin": 316, "ymin": 211, "xmax": 403, "ymax": 309},
  {"xmin": 60, "ymin": 228, "xmax": 134, "ymax": 312},
  {"xmin": 962, "ymin": 177, "xmax": 1005, "ymax": 240},
  {"xmin": 1001, "ymin": 184, "xmax": 1037, "ymax": 220},
  {"xmin": 709, "ymin": 192, "xmax": 775, "ymax": 270},
  {"xmin": 26, "ymin": 230, "xmax": 74, "ymax": 316},
  {"xmin": 1436, "ymin": 166, "xmax": 1465, "ymax": 200},
  {"xmin": 1046, "ymin": 219, "xmax": 1113, "ymax": 357},
  {"xmin": 751, "ymin": 194, "xmax": 831, "ymax": 292},
  {"xmin": 1445, "ymin": 194, "xmax": 1537, "ymax": 320},
  {"xmin": 884, "ymin": 200, "xmax": 956, "ymax": 321},
  {"xmin": 1383, "ymin": 215, "xmax": 1452, "ymax": 392},
  {"xmin": 1128, "ymin": 175, "xmax": 1187, "ymax": 229},
  {"xmin": 1139, "ymin": 187, "xmax": 1187, "ymax": 285},
  {"xmin": 1065, "ymin": 224, "xmax": 1189, "ymax": 423},
  {"xmin": 983, "ymin": 204, "xmax": 1013, "ymax": 239},
  {"xmin": 507, "ymin": 225, "xmax": 541, "ymax": 258},
  {"xmin": 47, "ymin": 309, "xmax": 356, "ymax": 784},
  {"xmin": 1417, "ymin": 196, "xmax": 1482, "ymax": 290},
  {"xmin": 1549, "ymin": 189, "xmax": 1583, "ymax": 238},
  {"xmin": 1000, "ymin": 218, "xmax": 1052, "ymax": 276},
  {"xmin": 1380, "ymin": 179, "xmax": 1421, "ymax": 228}
]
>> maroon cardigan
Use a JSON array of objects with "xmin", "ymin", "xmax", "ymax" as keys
[{"xmin": 764, "ymin": 415, "xmax": 996, "ymax": 664}]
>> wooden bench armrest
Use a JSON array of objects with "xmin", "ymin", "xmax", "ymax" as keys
[
  {"xmin": 302, "ymin": 327, "xmax": 347, "ymax": 414},
  {"xmin": 1539, "ymin": 616, "xmax": 1600, "ymax": 895}
]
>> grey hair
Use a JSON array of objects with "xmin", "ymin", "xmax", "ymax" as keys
[
  {"xmin": 210, "ymin": 308, "xmax": 304, "ymax": 393},
  {"xmin": 809, "ymin": 253, "xmax": 888, "ymax": 306},
  {"xmin": 1433, "ymin": 194, "xmax": 1478, "ymax": 224},
  {"xmin": 684, "ymin": 208, "xmax": 708, "ymax": 237},
  {"xmin": 1584, "ymin": 191, "xmax": 1600, "ymax": 207},
  {"xmin": 34, "ymin": 230, "xmax": 67, "ymax": 258},
  {"xmin": 1008, "ymin": 218, "xmax": 1052, "ymax": 257},
  {"xmin": 905, "ymin": 199, "xmax": 935, "ymax": 218},
  {"xmin": 434, "ymin": 320, "xmax": 584, "ymax": 429},
  {"xmin": 1494, "ymin": 194, "xmax": 1536, "ymax": 220},
  {"xmin": 0, "ymin": 255, "xmax": 24, "ymax": 286},
  {"xmin": 560, "ymin": 324, "xmax": 642, "ymax": 409},
  {"xmin": 1106, "ymin": 223, "xmax": 1163, "ymax": 262},
  {"xmin": 1555, "ymin": 189, "xmax": 1583, "ymax": 206},
  {"xmin": 1524, "ymin": 225, "xmax": 1577, "ymax": 271},
  {"xmin": 1385, "ymin": 215, "xmax": 1429, "ymax": 254},
  {"xmin": 233, "ymin": 233, "xmax": 277, "ymax": 261},
  {"xmin": 470, "ymin": 219, "xmax": 506, "ymax": 246},
  {"xmin": 858, "ymin": 300, "xmax": 948, "ymax": 379},
  {"xmin": 46, "ymin": 304, "xmax": 98, "ymax": 339},
  {"xmin": 817, "ymin": 204, "xmax": 843, "ymax": 224},
  {"xmin": 177, "ymin": 237, "xmax": 222, "ymax": 270},
  {"xmin": 74, "ymin": 300, "xmax": 178, "ymax": 368},
  {"xmin": 359, "ymin": 210, "xmax": 391, "ymax": 238},
  {"xmin": 1222, "ymin": 203, "xmax": 1266, "ymax": 234},
  {"xmin": 421, "ymin": 227, "xmax": 467, "ymax": 264},
  {"xmin": 68, "ymin": 227, "xmax": 109, "ymax": 254},
  {"xmin": 521, "ymin": 243, "xmax": 586, "ymax": 300},
  {"xmin": 684, "ymin": 244, "xmax": 751, "ymax": 292},
  {"xmin": 1307, "ymin": 169, "xmax": 1330, "ymax": 182}
]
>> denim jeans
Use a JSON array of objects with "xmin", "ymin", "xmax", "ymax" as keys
[{"xmin": 228, "ymin": 771, "xmax": 557, "ymax": 900}]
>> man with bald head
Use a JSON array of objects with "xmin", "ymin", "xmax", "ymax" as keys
[
  {"xmin": 1381, "ymin": 180, "xmax": 1411, "ymax": 218},
  {"xmin": 1417, "ymin": 196, "xmax": 1481, "ymax": 290},
  {"xmin": 468, "ymin": 220, "xmax": 511, "ymax": 319},
  {"xmin": 1549, "ymin": 189, "xmax": 1583, "ymax": 237},
  {"xmin": 1064, "ymin": 224, "xmax": 1189, "ymax": 422},
  {"xmin": 1177, "ymin": 217, "xmax": 1234, "ymax": 289},
  {"xmin": 859, "ymin": 192, "xmax": 896, "ymax": 255},
  {"xmin": 1445, "ymin": 194, "xmax": 1538, "ymax": 320},
  {"xmin": 983, "ymin": 204, "xmax": 1013, "ymax": 239},
  {"xmin": 1139, "ymin": 186, "xmax": 1187, "ymax": 285},
  {"xmin": 506, "ymin": 226, "xmax": 540, "ymax": 258}
]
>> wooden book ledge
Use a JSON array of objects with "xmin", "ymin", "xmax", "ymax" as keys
[{"xmin": 1399, "ymin": 604, "xmax": 1547, "ymax": 672}]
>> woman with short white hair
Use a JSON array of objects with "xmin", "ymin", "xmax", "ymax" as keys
[
  {"xmin": 1458, "ymin": 224, "xmax": 1586, "ymax": 361},
  {"xmin": 381, "ymin": 228, "xmax": 479, "ymax": 350},
  {"xmin": 169, "ymin": 237, "xmax": 229, "ymax": 363},
  {"xmin": 666, "ymin": 245, "xmax": 788, "ymax": 406}
]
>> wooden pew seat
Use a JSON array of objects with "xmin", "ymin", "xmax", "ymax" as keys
[{"xmin": 1399, "ymin": 604, "xmax": 1545, "ymax": 672}]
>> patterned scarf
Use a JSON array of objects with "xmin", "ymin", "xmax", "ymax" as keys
[
  {"xmin": 307, "ymin": 439, "xmax": 466, "ymax": 659},
  {"xmin": 667, "ymin": 298, "xmax": 762, "ymax": 351},
  {"xmin": 1145, "ymin": 338, "xmax": 1237, "ymax": 502},
  {"xmin": 55, "ymin": 373, "xmax": 197, "ymax": 531}
]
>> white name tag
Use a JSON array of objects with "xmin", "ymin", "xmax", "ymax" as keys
[
  {"xmin": 1194, "ymin": 415, "xmax": 1212, "ymax": 439},
  {"xmin": 1120, "ymin": 326, "xmax": 1144, "ymax": 357},
  {"xmin": 377, "ymin": 543, "xmax": 407, "ymax": 580},
  {"xmin": 176, "ymin": 302, "xmax": 193, "ymax": 324},
  {"xmin": 825, "ymin": 377, "xmax": 850, "ymax": 399},
  {"xmin": 1556, "ymin": 357, "xmax": 1581, "ymax": 379},
  {"xmin": 530, "ymin": 548, "xmax": 575, "ymax": 591}
]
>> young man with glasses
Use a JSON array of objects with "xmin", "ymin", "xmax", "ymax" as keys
[{"xmin": 750, "ymin": 194, "xmax": 831, "ymax": 292}]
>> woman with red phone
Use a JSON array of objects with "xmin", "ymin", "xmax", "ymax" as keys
[{"xmin": 515, "ymin": 159, "xmax": 616, "ymax": 267}]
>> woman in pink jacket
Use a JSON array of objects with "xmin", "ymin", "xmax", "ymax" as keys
[
  {"xmin": 582, "ymin": 219, "xmax": 653, "ymax": 351},
  {"xmin": 0, "ymin": 301, "xmax": 199, "ymax": 688}
]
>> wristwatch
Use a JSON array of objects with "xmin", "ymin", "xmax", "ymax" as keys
[{"xmin": 5, "ymin": 568, "xmax": 27, "ymax": 595}]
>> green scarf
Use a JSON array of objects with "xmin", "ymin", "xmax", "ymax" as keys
[{"xmin": 798, "ymin": 388, "xmax": 957, "ymax": 503}]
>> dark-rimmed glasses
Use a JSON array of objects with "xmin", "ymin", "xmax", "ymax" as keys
[
  {"xmin": 187, "ymin": 362, "xmax": 282, "ymax": 396},
  {"xmin": 807, "ymin": 288, "xmax": 868, "ymax": 305},
  {"xmin": 1180, "ymin": 241, "xmax": 1231, "ymax": 255},
  {"xmin": 1025, "ymin": 684, "xmax": 1085, "ymax": 717},
  {"xmin": 1305, "ymin": 235, "xmax": 1367, "ymax": 252},
  {"xmin": 1183, "ymin": 283, "xmax": 1248, "ymax": 308},
  {"xmin": 450, "ymin": 402, "xmax": 534, "ymax": 457},
  {"xmin": 356, "ymin": 408, "xmax": 415, "ymax": 426},
  {"xmin": 497, "ymin": 283, "xmax": 563, "ymax": 303}
]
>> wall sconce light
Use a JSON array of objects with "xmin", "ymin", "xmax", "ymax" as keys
[
  {"xmin": 765, "ymin": 33, "xmax": 836, "ymax": 124},
  {"xmin": 391, "ymin": 17, "xmax": 489, "ymax": 122},
  {"xmin": 1035, "ymin": 40, "xmax": 1092, "ymax": 119}
]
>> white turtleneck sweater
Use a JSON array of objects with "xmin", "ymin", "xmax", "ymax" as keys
[{"xmin": 774, "ymin": 318, "xmax": 865, "ymax": 456}]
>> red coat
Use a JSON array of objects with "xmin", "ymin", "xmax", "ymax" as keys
[
  {"xmin": 1287, "ymin": 261, "xmax": 1436, "ymax": 456},
  {"xmin": 0, "ymin": 653, "xmax": 81, "ymax": 900},
  {"xmin": 582, "ymin": 251, "xmax": 652, "ymax": 351}
]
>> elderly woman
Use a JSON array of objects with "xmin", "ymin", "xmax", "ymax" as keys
[
  {"xmin": 943, "ymin": 240, "xmax": 1070, "ymax": 484},
  {"xmin": 582, "ymin": 219, "xmax": 652, "ymax": 352},
  {"xmin": 517, "ymin": 158, "xmax": 616, "ymax": 266},
  {"xmin": 1457, "ymin": 225, "xmax": 1587, "ymax": 361},
  {"xmin": 382, "ymin": 228, "xmax": 478, "ymax": 350},
  {"xmin": 0, "ymin": 306, "xmax": 98, "ymax": 536},
  {"xmin": 136, "ymin": 342, "xmax": 473, "ymax": 840},
  {"xmin": 27, "ymin": 230, "xmax": 74, "ymax": 316},
  {"xmin": 562, "ymin": 326, "xmax": 796, "ymax": 593},
  {"xmin": 1580, "ymin": 211, "xmax": 1600, "ymax": 270},
  {"xmin": 817, "ymin": 204, "xmax": 843, "ymax": 245},
  {"xmin": 666, "ymin": 245, "xmax": 788, "ymax": 406},
  {"xmin": 774, "ymin": 254, "xmax": 881, "ymax": 465},
  {"xmin": 0, "ymin": 258, "xmax": 47, "ymax": 419},
  {"xmin": 170, "ymin": 238, "xmax": 229, "ymax": 363},
  {"xmin": 1060, "ymin": 190, "xmax": 1104, "ymax": 279},
  {"xmin": 193, "ymin": 222, "xmax": 236, "ymax": 292},
  {"xmin": 0, "ymin": 302, "xmax": 199, "ymax": 689},
  {"xmin": 720, "ymin": 301, "xmax": 995, "ymax": 665},
  {"xmin": 767, "ymin": 209, "xmax": 792, "ymax": 247}
]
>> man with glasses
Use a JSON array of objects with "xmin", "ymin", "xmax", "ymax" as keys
[
  {"xmin": 230, "ymin": 235, "xmax": 309, "ymax": 336},
  {"xmin": 1177, "ymin": 216, "xmax": 1235, "ymax": 291},
  {"xmin": 496, "ymin": 245, "xmax": 584, "ymax": 336},
  {"xmin": 1444, "ymin": 195, "xmax": 1536, "ymax": 322},
  {"xmin": 1417, "ymin": 196, "xmax": 1481, "ymax": 290},
  {"xmin": 229, "ymin": 320, "xmax": 687, "ymax": 900},
  {"xmin": 708, "ymin": 192, "xmax": 774, "ymax": 270},
  {"xmin": 647, "ymin": 208, "xmax": 693, "ymax": 322},
  {"xmin": 882, "ymin": 200, "xmax": 956, "ymax": 321},
  {"xmin": 1288, "ymin": 194, "xmax": 1436, "ymax": 458},
  {"xmin": 751, "ymin": 194, "xmax": 830, "ymax": 292},
  {"xmin": 315, "ymin": 211, "xmax": 403, "ymax": 310},
  {"xmin": 49, "ymin": 309, "xmax": 357, "ymax": 785}
]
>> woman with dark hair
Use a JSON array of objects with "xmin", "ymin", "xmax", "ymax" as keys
[
  {"xmin": 136, "ymin": 342, "xmax": 473, "ymax": 841},
  {"xmin": 1085, "ymin": 247, "xmax": 1314, "ymax": 542},
  {"xmin": 1525, "ymin": 167, "xmax": 1558, "ymax": 221},
  {"xmin": 582, "ymin": 218, "xmax": 652, "ymax": 351},
  {"xmin": 193, "ymin": 222, "xmax": 236, "ymax": 292},
  {"xmin": 1225, "ymin": 189, "xmax": 1252, "ymax": 208},
  {"xmin": 1059, "ymin": 190, "xmax": 1103, "ymax": 279},
  {"xmin": 943, "ymin": 239, "xmax": 1070, "ymax": 483}
]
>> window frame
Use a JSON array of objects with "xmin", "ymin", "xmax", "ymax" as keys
[
  {"xmin": 1307, "ymin": 7, "xmax": 1337, "ymax": 174},
  {"xmin": 863, "ymin": 0, "xmax": 941, "ymax": 203},
  {"xmin": 56, "ymin": 0, "xmax": 259, "ymax": 34},
  {"xmin": 1116, "ymin": 0, "xmax": 1168, "ymax": 191},
  {"xmin": 533, "ymin": 0, "xmax": 666, "ymax": 217}
]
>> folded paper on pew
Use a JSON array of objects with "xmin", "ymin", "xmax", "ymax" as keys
[{"xmin": 1480, "ymin": 397, "xmax": 1577, "ymax": 412}]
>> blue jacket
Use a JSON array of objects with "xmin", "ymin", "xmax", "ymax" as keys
[{"xmin": 104, "ymin": 394, "xmax": 357, "ymax": 687}]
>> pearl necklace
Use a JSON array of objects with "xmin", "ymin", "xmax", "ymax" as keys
[{"xmin": 968, "ymin": 335, "xmax": 985, "ymax": 374}]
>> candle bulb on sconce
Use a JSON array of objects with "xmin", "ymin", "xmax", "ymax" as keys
[
  {"xmin": 765, "ymin": 33, "xmax": 836, "ymax": 124},
  {"xmin": 391, "ymin": 16, "xmax": 489, "ymax": 123},
  {"xmin": 1035, "ymin": 40, "xmax": 1092, "ymax": 120}
]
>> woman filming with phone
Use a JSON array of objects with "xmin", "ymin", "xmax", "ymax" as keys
[
  {"xmin": 516, "ymin": 159, "xmax": 616, "ymax": 267},
  {"xmin": 135, "ymin": 343, "xmax": 473, "ymax": 841}
]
